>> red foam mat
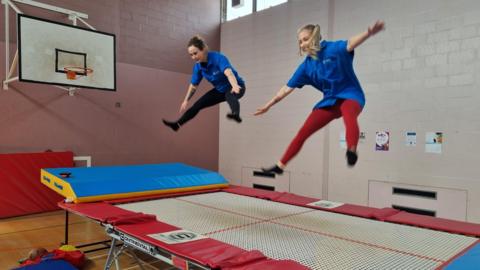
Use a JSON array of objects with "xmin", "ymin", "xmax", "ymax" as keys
[{"xmin": 0, "ymin": 151, "xmax": 74, "ymax": 218}]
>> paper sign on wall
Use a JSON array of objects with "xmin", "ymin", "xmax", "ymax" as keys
[
  {"xmin": 425, "ymin": 132, "xmax": 443, "ymax": 154},
  {"xmin": 406, "ymin": 131, "xmax": 417, "ymax": 146},
  {"xmin": 375, "ymin": 131, "xmax": 390, "ymax": 151}
]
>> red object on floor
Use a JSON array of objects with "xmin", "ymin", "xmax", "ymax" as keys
[
  {"xmin": 52, "ymin": 249, "xmax": 85, "ymax": 268},
  {"xmin": 0, "ymin": 151, "xmax": 74, "ymax": 218}
]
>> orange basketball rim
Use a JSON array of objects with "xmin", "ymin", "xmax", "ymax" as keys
[{"xmin": 64, "ymin": 66, "xmax": 94, "ymax": 80}]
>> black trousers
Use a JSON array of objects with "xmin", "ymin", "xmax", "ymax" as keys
[{"xmin": 177, "ymin": 86, "xmax": 246, "ymax": 126}]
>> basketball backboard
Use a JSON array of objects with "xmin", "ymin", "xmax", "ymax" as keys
[{"xmin": 18, "ymin": 14, "xmax": 116, "ymax": 91}]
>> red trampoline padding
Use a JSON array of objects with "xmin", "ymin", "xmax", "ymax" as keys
[
  {"xmin": 117, "ymin": 221, "xmax": 308, "ymax": 269},
  {"xmin": 216, "ymin": 249, "xmax": 309, "ymax": 270},
  {"xmin": 225, "ymin": 186, "xmax": 380, "ymax": 219},
  {"xmin": 107, "ymin": 188, "xmax": 224, "ymax": 204},
  {"xmin": 225, "ymin": 186, "xmax": 283, "ymax": 200},
  {"xmin": 213, "ymin": 250, "xmax": 266, "ymax": 268},
  {"xmin": 0, "ymin": 151, "xmax": 74, "ymax": 218},
  {"xmin": 385, "ymin": 211, "xmax": 480, "ymax": 237},
  {"xmin": 224, "ymin": 186, "xmax": 480, "ymax": 237},
  {"xmin": 60, "ymin": 201, "xmax": 307, "ymax": 269},
  {"xmin": 58, "ymin": 202, "xmax": 135, "ymax": 221},
  {"xmin": 223, "ymin": 258, "xmax": 310, "ymax": 270},
  {"xmin": 104, "ymin": 212, "xmax": 156, "ymax": 226},
  {"xmin": 371, "ymin": 207, "xmax": 401, "ymax": 221},
  {"xmin": 275, "ymin": 192, "xmax": 318, "ymax": 205},
  {"xmin": 274, "ymin": 192, "xmax": 398, "ymax": 220},
  {"xmin": 309, "ymin": 204, "xmax": 379, "ymax": 218}
]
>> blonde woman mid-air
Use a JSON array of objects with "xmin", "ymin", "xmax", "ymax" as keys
[{"xmin": 256, "ymin": 21, "xmax": 385, "ymax": 174}]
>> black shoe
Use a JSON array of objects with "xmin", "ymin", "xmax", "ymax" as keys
[
  {"xmin": 162, "ymin": 119, "xmax": 180, "ymax": 132},
  {"xmin": 226, "ymin": 113, "xmax": 242, "ymax": 123},
  {"xmin": 261, "ymin": 165, "xmax": 284, "ymax": 175},
  {"xmin": 346, "ymin": 150, "xmax": 358, "ymax": 167}
]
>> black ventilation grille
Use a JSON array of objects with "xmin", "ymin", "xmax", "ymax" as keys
[
  {"xmin": 392, "ymin": 205, "xmax": 436, "ymax": 217},
  {"xmin": 393, "ymin": 187, "xmax": 437, "ymax": 199},
  {"xmin": 253, "ymin": 183, "xmax": 275, "ymax": 191}
]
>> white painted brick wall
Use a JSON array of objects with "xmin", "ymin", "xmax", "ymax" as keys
[
  {"xmin": 220, "ymin": 0, "xmax": 480, "ymax": 222},
  {"xmin": 219, "ymin": 0, "xmax": 330, "ymax": 198}
]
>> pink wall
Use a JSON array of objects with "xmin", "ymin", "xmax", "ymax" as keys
[
  {"xmin": 1, "ymin": 0, "xmax": 221, "ymax": 73},
  {"xmin": 0, "ymin": 54, "xmax": 219, "ymax": 170},
  {"xmin": 0, "ymin": 1, "xmax": 221, "ymax": 170}
]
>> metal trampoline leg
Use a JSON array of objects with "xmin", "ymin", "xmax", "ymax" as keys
[
  {"xmin": 104, "ymin": 238, "xmax": 117, "ymax": 270},
  {"xmin": 114, "ymin": 255, "xmax": 120, "ymax": 270},
  {"xmin": 124, "ymin": 249, "xmax": 146, "ymax": 270}
]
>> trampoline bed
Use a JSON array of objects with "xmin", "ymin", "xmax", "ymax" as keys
[{"xmin": 42, "ymin": 163, "xmax": 480, "ymax": 269}]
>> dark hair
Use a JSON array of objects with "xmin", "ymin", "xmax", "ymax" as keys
[{"xmin": 188, "ymin": 35, "xmax": 207, "ymax": 50}]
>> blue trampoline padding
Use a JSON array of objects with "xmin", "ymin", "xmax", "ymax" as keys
[
  {"xmin": 42, "ymin": 163, "xmax": 228, "ymax": 200},
  {"xmin": 445, "ymin": 242, "xmax": 480, "ymax": 270}
]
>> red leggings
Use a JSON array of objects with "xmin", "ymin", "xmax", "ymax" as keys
[{"xmin": 280, "ymin": 99, "xmax": 362, "ymax": 165}]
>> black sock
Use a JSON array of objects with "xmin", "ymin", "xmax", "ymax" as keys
[
  {"xmin": 262, "ymin": 165, "xmax": 283, "ymax": 175},
  {"xmin": 226, "ymin": 113, "xmax": 242, "ymax": 123},
  {"xmin": 346, "ymin": 150, "xmax": 358, "ymax": 167},
  {"xmin": 162, "ymin": 119, "xmax": 180, "ymax": 131}
]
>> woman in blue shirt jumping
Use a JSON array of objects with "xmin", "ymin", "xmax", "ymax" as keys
[
  {"xmin": 163, "ymin": 36, "xmax": 245, "ymax": 131},
  {"xmin": 255, "ymin": 21, "xmax": 385, "ymax": 173}
]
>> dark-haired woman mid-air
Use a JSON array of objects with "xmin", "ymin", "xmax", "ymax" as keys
[{"xmin": 163, "ymin": 35, "xmax": 246, "ymax": 131}]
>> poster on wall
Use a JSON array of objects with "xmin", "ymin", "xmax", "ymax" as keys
[
  {"xmin": 405, "ymin": 131, "xmax": 417, "ymax": 146},
  {"xmin": 425, "ymin": 132, "xmax": 443, "ymax": 154},
  {"xmin": 375, "ymin": 131, "xmax": 390, "ymax": 151}
]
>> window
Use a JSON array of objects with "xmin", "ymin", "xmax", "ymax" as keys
[
  {"xmin": 225, "ymin": 0, "xmax": 253, "ymax": 21},
  {"xmin": 256, "ymin": 0, "xmax": 287, "ymax": 12},
  {"xmin": 223, "ymin": 0, "xmax": 288, "ymax": 22}
]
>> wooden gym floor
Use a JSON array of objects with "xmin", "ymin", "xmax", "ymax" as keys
[{"xmin": 0, "ymin": 210, "xmax": 175, "ymax": 270}]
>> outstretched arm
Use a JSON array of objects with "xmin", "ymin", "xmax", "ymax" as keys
[
  {"xmin": 254, "ymin": 85, "xmax": 294, "ymax": 116},
  {"xmin": 224, "ymin": 68, "xmax": 241, "ymax": 94},
  {"xmin": 180, "ymin": 84, "xmax": 197, "ymax": 113},
  {"xmin": 347, "ymin": 20, "xmax": 385, "ymax": 52}
]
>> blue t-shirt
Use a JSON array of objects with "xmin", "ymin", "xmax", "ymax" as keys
[
  {"xmin": 190, "ymin": 51, "xmax": 245, "ymax": 93},
  {"xmin": 287, "ymin": 40, "xmax": 365, "ymax": 109}
]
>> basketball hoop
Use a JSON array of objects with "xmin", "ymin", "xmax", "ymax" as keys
[{"xmin": 64, "ymin": 66, "xmax": 93, "ymax": 80}]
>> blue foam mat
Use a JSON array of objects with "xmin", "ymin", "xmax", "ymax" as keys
[
  {"xmin": 44, "ymin": 163, "xmax": 228, "ymax": 197},
  {"xmin": 15, "ymin": 259, "xmax": 77, "ymax": 270},
  {"xmin": 444, "ymin": 241, "xmax": 480, "ymax": 270}
]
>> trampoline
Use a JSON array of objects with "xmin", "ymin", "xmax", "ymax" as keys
[{"xmin": 42, "ymin": 163, "xmax": 480, "ymax": 269}]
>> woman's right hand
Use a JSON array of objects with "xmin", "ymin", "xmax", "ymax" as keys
[
  {"xmin": 180, "ymin": 100, "xmax": 188, "ymax": 113},
  {"xmin": 254, "ymin": 105, "xmax": 270, "ymax": 116}
]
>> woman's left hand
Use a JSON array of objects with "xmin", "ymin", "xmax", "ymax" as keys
[
  {"xmin": 368, "ymin": 20, "xmax": 385, "ymax": 36},
  {"xmin": 231, "ymin": 85, "xmax": 241, "ymax": 94}
]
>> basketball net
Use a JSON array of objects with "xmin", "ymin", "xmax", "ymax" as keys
[{"xmin": 64, "ymin": 66, "xmax": 93, "ymax": 80}]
